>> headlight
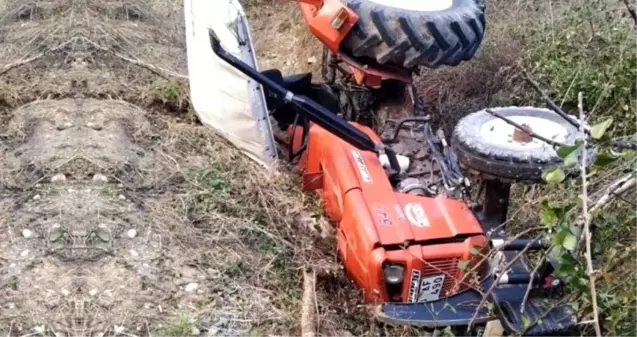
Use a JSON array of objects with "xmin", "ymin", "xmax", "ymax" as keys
[{"xmin": 383, "ymin": 263, "xmax": 405, "ymax": 284}]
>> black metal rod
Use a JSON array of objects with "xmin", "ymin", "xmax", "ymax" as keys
[{"xmin": 209, "ymin": 30, "xmax": 379, "ymax": 154}]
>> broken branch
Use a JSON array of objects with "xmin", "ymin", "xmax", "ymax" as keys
[
  {"xmin": 84, "ymin": 38, "xmax": 188, "ymax": 80},
  {"xmin": 523, "ymin": 70, "xmax": 587, "ymax": 133},
  {"xmin": 623, "ymin": 0, "xmax": 637, "ymax": 25},
  {"xmin": 301, "ymin": 268, "xmax": 316, "ymax": 337},
  {"xmin": 0, "ymin": 53, "xmax": 44, "ymax": 76}
]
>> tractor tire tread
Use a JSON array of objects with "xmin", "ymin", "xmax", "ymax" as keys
[{"xmin": 341, "ymin": 0, "xmax": 486, "ymax": 69}]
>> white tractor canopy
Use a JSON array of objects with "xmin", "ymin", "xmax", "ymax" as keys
[{"xmin": 184, "ymin": 0, "xmax": 278, "ymax": 167}]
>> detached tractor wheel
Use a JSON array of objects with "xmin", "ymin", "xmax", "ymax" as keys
[
  {"xmin": 451, "ymin": 107, "xmax": 592, "ymax": 183},
  {"xmin": 340, "ymin": 0, "xmax": 486, "ymax": 69}
]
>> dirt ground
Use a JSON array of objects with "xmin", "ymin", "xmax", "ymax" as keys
[{"xmin": 0, "ymin": 0, "xmax": 389, "ymax": 336}]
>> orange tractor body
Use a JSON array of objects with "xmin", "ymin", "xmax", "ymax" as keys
[
  {"xmin": 297, "ymin": 0, "xmax": 412, "ymax": 87},
  {"xmin": 290, "ymin": 122, "xmax": 487, "ymax": 304}
]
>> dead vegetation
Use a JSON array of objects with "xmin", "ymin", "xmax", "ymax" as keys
[{"xmin": 0, "ymin": 0, "xmax": 363, "ymax": 336}]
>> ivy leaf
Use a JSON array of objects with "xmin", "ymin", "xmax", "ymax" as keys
[
  {"xmin": 590, "ymin": 118, "xmax": 613, "ymax": 139},
  {"xmin": 457, "ymin": 260, "xmax": 470, "ymax": 271},
  {"xmin": 593, "ymin": 152, "xmax": 617, "ymax": 167},
  {"xmin": 521, "ymin": 314, "xmax": 530, "ymax": 329},
  {"xmin": 556, "ymin": 144, "xmax": 580, "ymax": 159},
  {"xmin": 557, "ymin": 144, "xmax": 581, "ymax": 167},
  {"xmin": 543, "ymin": 166, "xmax": 566, "ymax": 184},
  {"xmin": 469, "ymin": 246, "xmax": 481, "ymax": 255},
  {"xmin": 540, "ymin": 199, "xmax": 557, "ymax": 227},
  {"xmin": 563, "ymin": 233, "xmax": 577, "ymax": 251}
]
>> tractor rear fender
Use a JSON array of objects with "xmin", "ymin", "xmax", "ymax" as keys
[{"xmin": 297, "ymin": 0, "xmax": 359, "ymax": 53}]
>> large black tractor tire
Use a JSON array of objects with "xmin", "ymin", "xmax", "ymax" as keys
[
  {"xmin": 340, "ymin": 0, "xmax": 486, "ymax": 69},
  {"xmin": 451, "ymin": 107, "xmax": 594, "ymax": 183}
]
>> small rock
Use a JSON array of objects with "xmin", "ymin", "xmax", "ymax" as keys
[
  {"xmin": 56, "ymin": 122, "xmax": 73, "ymax": 130},
  {"xmin": 118, "ymin": 194, "xmax": 126, "ymax": 200},
  {"xmin": 51, "ymin": 173, "xmax": 66, "ymax": 183},
  {"xmin": 307, "ymin": 56, "xmax": 317, "ymax": 64},
  {"xmin": 86, "ymin": 122, "xmax": 102, "ymax": 130},
  {"xmin": 22, "ymin": 229, "xmax": 33, "ymax": 238},
  {"xmin": 33, "ymin": 326, "xmax": 45, "ymax": 334},
  {"xmin": 114, "ymin": 326, "xmax": 125, "ymax": 334},
  {"xmin": 32, "ymin": 194, "xmax": 41, "ymax": 200},
  {"xmin": 89, "ymin": 289, "xmax": 98, "ymax": 296},
  {"xmin": 130, "ymin": 249, "xmax": 139, "ymax": 257},
  {"xmin": 49, "ymin": 224, "xmax": 64, "ymax": 242},
  {"xmin": 191, "ymin": 327, "xmax": 200, "ymax": 336},
  {"xmin": 7, "ymin": 303, "xmax": 15, "ymax": 309},
  {"xmin": 93, "ymin": 174, "xmax": 108, "ymax": 184},
  {"xmin": 94, "ymin": 226, "xmax": 110, "ymax": 242},
  {"xmin": 184, "ymin": 283, "xmax": 199, "ymax": 293},
  {"xmin": 126, "ymin": 229, "xmax": 137, "ymax": 239},
  {"xmin": 61, "ymin": 288, "xmax": 70, "ymax": 296},
  {"xmin": 20, "ymin": 249, "xmax": 29, "ymax": 257}
]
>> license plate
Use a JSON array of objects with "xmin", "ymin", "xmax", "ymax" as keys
[{"xmin": 417, "ymin": 274, "xmax": 445, "ymax": 302}]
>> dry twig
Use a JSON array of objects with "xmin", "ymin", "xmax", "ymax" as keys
[
  {"xmin": 623, "ymin": 0, "xmax": 637, "ymax": 25},
  {"xmin": 523, "ymin": 70, "xmax": 585, "ymax": 132},
  {"xmin": 0, "ymin": 53, "xmax": 44, "ymax": 76},
  {"xmin": 301, "ymin": 268, "xmax": 316, "ymax": 337},
  {"xmin": 84, "ymin": 38, "xmax": 188, "ymax": 80}
]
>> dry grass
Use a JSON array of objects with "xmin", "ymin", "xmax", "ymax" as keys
[
  {"xmin": 244, "ymin": 0, "xmax": 323, "ymax": 75},
  {"xmin": 0, "ymin": 0, "xmax": 364, "ymax": 336}
]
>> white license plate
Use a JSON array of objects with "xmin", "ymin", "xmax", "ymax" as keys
[{"xmin": 417, "ymin": 274, "xmax": 445, "ymax": 302}]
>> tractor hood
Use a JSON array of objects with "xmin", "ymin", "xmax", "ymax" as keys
[
  {"xmin": 348, "ymin": 149, "xmax": 484, "ymax": 246},
  {"xmin": 370, "ymin": 192, "xmax": 485, "ymax": 247},
  {"xmin": 184, "ymin": 0, "xmax": 277, "ymax": 167}
]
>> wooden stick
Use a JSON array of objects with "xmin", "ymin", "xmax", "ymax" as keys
[
  {"xmin": 523, "ymin": 70, "xmax": 587, "ymax": 132},
  {"xmin": 301, "ymin": 268, "xmax": 316, "ymax": 337}
]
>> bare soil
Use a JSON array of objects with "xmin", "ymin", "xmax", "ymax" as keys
[{"xmin": 0, "ymin": 0, "xmax": 370, "ymax": 336}]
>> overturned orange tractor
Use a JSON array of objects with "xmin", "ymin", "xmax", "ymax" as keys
[
  {"xmin": 204, "ymin": 0, "xmax": 584, "ymax": 335},
  {"xmin": 292, "ymin": 121, "xmax": 488, "ymax": 304}
]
